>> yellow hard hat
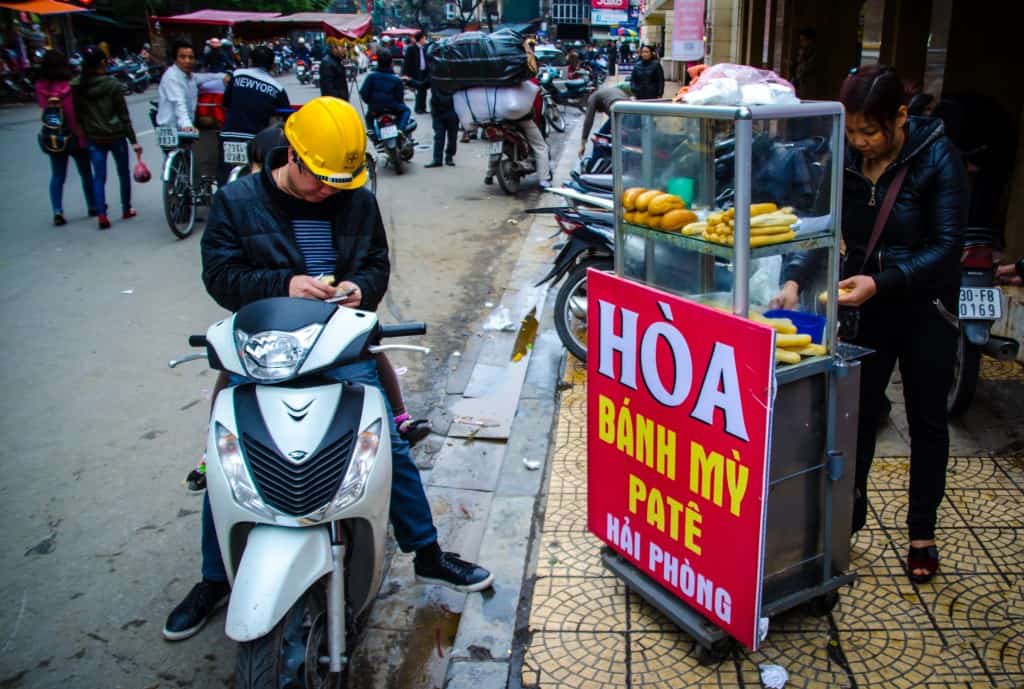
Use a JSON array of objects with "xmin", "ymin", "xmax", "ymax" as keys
[{"xmin": 284, "ymin": 97, "xmax": 367, "ymax": 190}]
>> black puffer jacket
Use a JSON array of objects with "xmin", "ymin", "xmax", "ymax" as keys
[
  {"xmin": 629, "ymin": 57, "xmax": 664, "ymax": 100},
  {"xmin": 201, "ymin": 157, "xmax": 389, "ymax": 313},
  {"xmin": 785, "ymin": 116, "xmax": 967, "ymax": 301},
  {"xmin": 319, "ymin": 53, "xmax": 349, "ymax": 101}
]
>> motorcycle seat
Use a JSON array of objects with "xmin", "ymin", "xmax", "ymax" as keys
[
  {"xmin": 565, "ymin": 78, "xmax": 588, "ymax": 89},
  {"xmin": 577, "ymin": 209, "xmax": 614, "ymax": 226},
  {"xmin": 578, "ymin": 173, "xmax": 613, "ymax": 191}
]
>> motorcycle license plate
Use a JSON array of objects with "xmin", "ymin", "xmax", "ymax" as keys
[
  {"xmin": 157, "ymin": 126, "xmax": 178, "ymax": 148},
  {"xmin": 959, "ymin": 287, "xmax": 1002, "ymax": 320},
  {"xmin": 490, "ymin": 141, "xmax": 503, "ymax": 154},
  {"xmin": 223, "ymin": 141, "xmax": 248, "ymax": 165},
  {"xmin": 380, "ymin": 125, "xmax": 398, "ymax": 139}
]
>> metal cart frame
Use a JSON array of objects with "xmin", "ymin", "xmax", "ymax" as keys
[{"xmin": 602, "ymin": 100, "xmax": 863, "ymax": 660}]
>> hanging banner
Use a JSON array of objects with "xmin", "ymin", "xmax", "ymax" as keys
[
  {"xmin": 672, "ymin": 0, "xmax": 705, "ymax": 61},
  {"xmin": 592, "ymin": 0, "xmax": 629, "ymax": 10},
  {"xmin": 586, "ymin": 271, "xmax": 775, "ymax": 650},
  {"xmin": 592, "ymin": 9, "xmax": 629, "ymax": 25}
]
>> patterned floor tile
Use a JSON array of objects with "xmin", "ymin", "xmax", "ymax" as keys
[
  {"xmin": 916, "ymin": 575, "xmax": 1019, "ymax": 633},
  {"xmin": 873, "ymin": 490, "xmax": 969, "ymax": 530},
  {"xmin": 870, "ymin": 456, "xmax": 1016, "ymax": 493},
  {"xmin": 978, "ymin": 623, "xmax": 1024, "ymax": 676},
  {"xmin": 980, "ymin": 357, "xmax": 1024, "ymax": 381},
  {"xmin": 528, "ymin": 577, "xmax": 630, "ymax": 632},
  {"xmin": 848, "ymin": 527, "xmax": 902, "ymax": 576},
  {"xmin": 536, "ymin": 532, "xmax": 607, "ymax": 578},
  {"xmin": 947, "ymin": 489, "xmax": 1024, "ymax": 528},
  {"xmin": 521, "ymin": 631, "xmax": 628, "ymax": 689},
  {"xmin": 540, "ymin": 500, "xmax": 589, "ymax": 534},
  {"xmin": 629, "ymin": 632, "xmax": 739, "ymax": 688},
  {"xmin": 834, "ymin": 575, "xmax": 933, "ymax": 632}
]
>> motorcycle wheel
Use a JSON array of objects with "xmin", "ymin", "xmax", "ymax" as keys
[
  {"xmin": 496, "ymin": 157, "xmax": 520, "ymax": 194},
  {"xmin": 948, "ymin": 329, "xmax": 981, "ymax": 418},
  {"xmin": 392, "ymin": 152, "xmax": 403, "ymax": 175},
  {"xmin": 554, "ymin": 258, "xmax": 613, "ymax": 363},
  {"xmin": 546, "ymin": 103, "xmax": 566, "ymax": 133},
  {"xmin": 163, "ymin": 152, "xmax": 196, "ymax": 239},
  {"xmin": 235, "ymin": 582, "xmax": 345, "ymax": 689}
]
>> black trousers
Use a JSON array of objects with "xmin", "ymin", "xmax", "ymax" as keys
[
  {"xmin": 414, "ymin": 83, "xmax": 429, "ymax": 113},
  {"xmin": 852, "ymin": 297, "xmax": 958, "ymax": 541},
  {"xmin": 431, "ymin": 110, "xmax": 458, "ymax": 163}
]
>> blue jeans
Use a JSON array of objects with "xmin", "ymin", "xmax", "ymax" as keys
[
  {"xmin": 366, "ymin": 105, "xmax": 412, "ymax": 134},
  {"xmin": 201, "ymin": 358, "xmax": 438, "ymax": 582},
  {"xmin": 88, "ymin": 139, "xmax": 131, "ymax": 215},
  {"xmin": 48, "ymin": 147, "xmax": 95, "ymax": 215}
]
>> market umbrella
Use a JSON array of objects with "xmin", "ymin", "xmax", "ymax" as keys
[{"xmin": 0, "ymin": 0, "xmax": 87, "ymax": 14}]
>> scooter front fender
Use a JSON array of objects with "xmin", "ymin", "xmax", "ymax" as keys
[
  {"xmin": 962, "ymin": 320, "xmax": 992, "ymax": 347},
  {"xmin": 225, "ymin": 525, "xmax": 332, "ymax": 642}
]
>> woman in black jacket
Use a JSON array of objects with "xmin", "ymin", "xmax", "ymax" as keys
[
  {"xmin": 776, "ymin": 65, "xmax": 967, "ymax": 583},
  {"xmin": 629, "ymin": 44, "xmax": 664, "ymax": 100}
]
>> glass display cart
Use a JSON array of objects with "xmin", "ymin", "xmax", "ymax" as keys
[{"xmin": 600, "ymin": 100, "xmax": 865, "ymax": 660}]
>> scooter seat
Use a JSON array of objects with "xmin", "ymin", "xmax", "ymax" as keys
[
  {"xmin": 577, "ymin": 209, "xmax": 614, "ymax": 226},
  {"xmin": 578, "ymin": 173, "xmax": 613, "ymax": 191},
  {"xmin": 565, "ymin": 78, "xmax": 588, "ymax": 89}
]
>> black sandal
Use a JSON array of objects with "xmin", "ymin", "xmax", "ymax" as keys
[
  {"xmin": 398, "ymin": 418, "xmax": 432, "ymax": 447},
  {"xmin": 907, "ymin": 544, "xmax": 939, "ymax": 583}
]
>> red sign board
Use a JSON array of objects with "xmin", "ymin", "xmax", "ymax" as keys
[
  {"xmin": 586, "ymin": 271, "xmax": 775, "ymax": 650},
  {"xmin": 592, "ymin": 0, "xmax": 629, "ymax": 10}
]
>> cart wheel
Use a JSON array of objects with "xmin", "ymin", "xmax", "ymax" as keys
[
  {"xmin": 806, "ymin": 590, "xmax": 840, "ymax": 617},
  {"xmin": 696, "ymin": 637, "xmax": 734, "ymax": 666}
]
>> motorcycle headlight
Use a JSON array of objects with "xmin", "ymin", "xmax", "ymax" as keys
[
  {"xmin": 235, "ymin": 323, "xmax": 322, "ymax": 382},
  {"xmin": 215, "ymin": 422, "xmax": 274, "ymax": 519},
  {"xmin": 328, "ymin": 420, "xmax": 382, "ymax": 514}
]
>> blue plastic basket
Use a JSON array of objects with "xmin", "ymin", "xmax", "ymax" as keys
[{"xmin": 763, "ymin": 309, "xmax": 826, "ymax": 344}]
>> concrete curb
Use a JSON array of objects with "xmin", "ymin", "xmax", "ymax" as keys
[{"xmin": 441, "ymin": 116, "xmax": 584, "ymax": 689}]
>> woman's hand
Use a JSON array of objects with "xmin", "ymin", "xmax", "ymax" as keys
[
  {"xmin": 837, "ymin": 275, "xmax": 877, "ymax": 306},
  {"xmin": 770, "ymin": 280, "xmax": 800, "ymax": 310}
]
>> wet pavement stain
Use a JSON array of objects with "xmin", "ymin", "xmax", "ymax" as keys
[
  {"xmin": 24, "ymin": 532, "xmax": 56, "ymax": 556},
  {"xmin": 392, "ymin": 604, "xmax": 461, "ymax": 689}
]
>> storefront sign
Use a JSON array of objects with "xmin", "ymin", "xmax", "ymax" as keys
[
  {"xmin": 592, "ymin": 9, "xmax": 629, "ymax": 25},
  {"xmin": 672, "ymin": 0, "xmax": 705, "ymax": 61},
  {"xmin": 592, "ymin": 0, "xmax": 629, "ymax": 9},
  {"xmin": 586, "ymin": 271, "xmax": 775, "ymax": 650}
]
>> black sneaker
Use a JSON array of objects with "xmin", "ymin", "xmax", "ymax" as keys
[
  {"xmin": 445, "ymin": 157, "xmax": 455, "ymax": 167},
  {"xmin": 415, "ymin": 552, "xmax": 493, "ymax": 592},
  {"xmin": 162, "ymin": 580, "xmax": 229, "ymax": 641}
]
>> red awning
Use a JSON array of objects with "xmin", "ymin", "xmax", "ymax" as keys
[
  {"xmin": 235, "ymin": 13, "xmax": 372, "ymax": 41},
  {"xmin": 0, "ymin": 0, "xmax": 87, "ymax": 14},
  {"xmin": 151, "ymin": 10, "xmax": 281, "ymax": 29}
]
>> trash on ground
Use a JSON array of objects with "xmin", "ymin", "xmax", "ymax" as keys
[
  {"xmin": 484, "ymin": 301, "xmax": 494, "ymax": 308},
  {"xmin": 759, "ymin": 664, "xmax": 788, "ymax": 689},
  {"xmin": 511, "ymin": 306, "xmax": 539, "ymax": 362},
  {"xmin": 758, "ymin": 616, "xmax": 770, "ymax": 641},
  {"xmin": 453, "ymin": 416, "xmax": 499, "ymax": 428},
  {"xmin": 453, "ymin": 351, "xmax": 461, "ymax": 357},
  {"xmin": 507, "ymin": 218, "xmax": 518, "ymax": 225},
  {"xmin": 523, "ymin": 458, "xmax": 541, "ymax": 471},
  {"xmin": 482, "ymin": 305, "xmax": 516, "ymax": 331},
  {"xmin": 121, "ymin": 289, "xmax": 134, "ymax": 295},
  {"xmin": 394, "ymin": 366, "xmax": 408, "ymax": 376}
]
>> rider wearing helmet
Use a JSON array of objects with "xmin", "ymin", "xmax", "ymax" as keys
[{"xmin": 165, "ymin": 97, "xmax": 492, "ymax": 641}]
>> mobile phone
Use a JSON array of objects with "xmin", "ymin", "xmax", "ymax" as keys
[{"xmin": 326, "ymin": 287, "xmax": 356, "ymax": 304}]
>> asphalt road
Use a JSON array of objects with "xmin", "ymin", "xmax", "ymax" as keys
[{"xmin": 0, "ymin": 72, "xmax": 577, "ymax": 688}]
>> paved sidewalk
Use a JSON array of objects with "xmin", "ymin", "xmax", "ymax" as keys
[{"xmin": 518, "ymin": 356, "xmax": 1024, "ymax": 688}]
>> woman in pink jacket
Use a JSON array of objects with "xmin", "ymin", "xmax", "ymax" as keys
[{"xmin": 35, "ymin": 50, "xmax": 96, "ymax": 226}]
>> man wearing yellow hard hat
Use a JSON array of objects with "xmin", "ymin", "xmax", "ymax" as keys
[{"xmin": 166, "ymin": 97, "xmax": 492, "ymax": 642}]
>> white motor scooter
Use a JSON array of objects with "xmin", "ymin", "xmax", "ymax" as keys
[{"xmin": 170, "ymin": 296, "xmax": 428, "ymax": 688}]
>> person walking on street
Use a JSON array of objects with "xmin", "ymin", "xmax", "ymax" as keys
[
  {"xmin": 775, "ymin": 65, "xmax": 967, "ymax": 584},
  {"xmin": 425, "ymin": 86, "xmax": 458, "ymax": 168},
  {"xmin": 629, "ymin": 44, "xmax": 665, "ymax": 100},
  {"xmin": 35, "ymin": 49, "xmax": 95, "ymax": 226},
  {"xmin": 320, "ymin": 36, "xmax": 349, "ymax": 102},
  {"xmin": 73, "ymin": 46, "xmax": 141, "ymax": 230},
  {"xmin": 164, "ymin": 97, "xmax": 492, "ymax": 641},
  {"xmin": 402, "ymin": 31, "xmax": 430, "ymax": 114}
]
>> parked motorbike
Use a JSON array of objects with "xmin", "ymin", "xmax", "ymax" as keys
[
  {"xmin": 296, "ymin": 59, "xmax": 310, "ymax": 84},
  {"xmin": 530, "ymin": 205, "xmax": 615, "ymax": 361},
  {"xmin": 369, "ymin": 113, "xmax": 416, "ymax": 175},
  {"xmin": 109, "ymin": 58, "xmax": 148, "ymax": 94},
  {"xmin": 311, "ymin": 60, "xmax": 321, "ymax": 89},
  {"xmin": 169, "ymin": 297, "xmax": 429, "ymax": 688},
  {"xmin": 565, "ymin": 170, "xmax": 614, "ymax": 203},
  {"xmin": 947, "ymin": 226, "xmax": 1020, "ymax": 416},
  {"xmin": 580, "ymin": 130, "xmax": 612, "ymax": 175},
  {"xmin": 538, "ymin": 67, "xmax": 592, "ymax": 113}
]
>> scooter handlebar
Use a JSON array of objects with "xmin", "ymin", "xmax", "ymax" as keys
[
  {"xmin": 380, "ymin": 322, "xmax": 427, "ymax": 338},
  {"xmin": 189, "ymin": 335, "xmax": 208, "ymax": 347}
]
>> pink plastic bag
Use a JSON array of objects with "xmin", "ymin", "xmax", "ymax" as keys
[{"xmin": 133, "ymin": 150, "xmax": 151, "ymax": 183}]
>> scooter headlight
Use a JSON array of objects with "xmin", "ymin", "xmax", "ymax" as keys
[
  {"xmin": 215, "ymin": 422, "xmax": 274, "ymax": 519},
  {"xmin": 235, "ymin": 323, "xmax": 322, "ymax": 382},
  {"xmin": 328, "ymin": 420, "xmax": 382, "ymax": 514}
]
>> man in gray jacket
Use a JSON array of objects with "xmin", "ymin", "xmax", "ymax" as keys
[{"xmin": 579, "ymin": 84, "xmax": 629, "ymax": 158}]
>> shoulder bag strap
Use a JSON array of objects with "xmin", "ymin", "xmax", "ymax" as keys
[{"xmin": 859, "ymin": 163, "xmax": 909, "ymax": 274}]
